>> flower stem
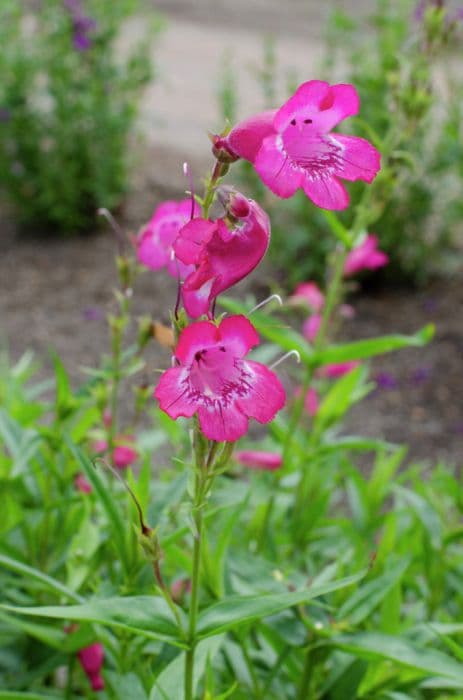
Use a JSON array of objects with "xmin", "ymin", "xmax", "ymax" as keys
[{"xmin": 184, "ymin": 501, "xmax": 203, "ymax": 700}]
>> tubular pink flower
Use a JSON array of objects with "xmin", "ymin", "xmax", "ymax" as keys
[
  {"xmin": 344, "ymin": 234, "xmax": 389, "ymax": 276},
  {"xmin": 154, "ymin": 315, "xmax": 286, "ymax": 442},
  {"xmin": 137, "ymin": 199, "xmax": 200, "ymax": 278},
  {"xmin": 77, "ymin": 643, "xmax": 104, "ymax": 692},
  {"xmin": 93, "ymin": 435, "xmax": 138, "ymax": 469},
  {"xmin": 304, "ymin": 387, "xmax": 319, "ymax": 416},
  {"xmin": 226, "ymin": 81, "xmax": 381, "ymax": 210},
  {"xmin": 290, "ymin": 281, "xmax": 325, "ymax": 312},
  {"xmin": 319, "ymin": 361, "xmax": 360, "ymax": 378},
  {"xmin": 174, "ymin": 190, "xmax": 271, "ymax": 318},
  {"xmin": 234, "ymin": 450, "xmax": 282, "ymax": 470},
  {"xmin": 302, "ymin": 314, "xmax": 322, "ymax": 343},
  {"xmin": 74, "ymin": 473, "xmax": 92, "ymax": 494}
]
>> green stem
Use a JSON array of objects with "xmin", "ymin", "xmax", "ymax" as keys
[
  {"xmin": 184, "ymin": 498, "xmax": 203, "ymax": 700},
  {"xmin": 202, "ymin": 160, "xmax": 227, "ymax": 218},
  {"xmin": 297, "ymin": 644, "xmax": 315, "ymax": 700}
]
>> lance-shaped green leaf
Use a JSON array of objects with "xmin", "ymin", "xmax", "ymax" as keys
[
  {"xmin": 65, "ymin": 438, "xmax": 131, "ymax": 574},
  {"xmin": 197, "ymin": 571, "xmax": 365, "ymax": 639},
  {"xmin": 1, "ymin": 596, "xmax": 186, "ymax": 648},
  {"xmin": 310, "ymin": 324, "xmax": 434, "ymax": 367},
  {"xmin": 332, "ymin": 632, "xmax": 463, "ymax": 684},
  {"xmin": 0, "ymin": 554, "xmax": 83, "ymax": 603}
]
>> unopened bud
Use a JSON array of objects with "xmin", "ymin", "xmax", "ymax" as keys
[{"xmin": 210, "ymin": 133, "xmax": 240, "ymax": 164}]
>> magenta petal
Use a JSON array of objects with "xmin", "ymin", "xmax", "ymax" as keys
[
  {"xmin": 182, "ymin": 279, "xmax": 216, "ymax": 319},
  {"xmin": 175, "ymin": 321, "xmax": 218, "ymax": 363},
  {"xmin": 197, "ymin": 403, "xmax": 249, "ymax": 442},
  {"xmin": 255, "ymin": 137, "xmax": 302, "ymax": 198},
  {"xmin": 218, "ymin": 315, "xmax": 260, "ymax": 358},
  {"xmin": 154, "ymin": 367, "xmax": 197, "ymax": 420},
  {"xmin": 332, "ymin": 134, "xmax": 381, "ymax": 183},
  {"xmin": 137, "ymin": 232, "xmax": 169, "ymax": 270},
  {"xmin": 174, "ymin": 219, "xmax": 216, "ymax": 265},
  {"xmin": 227, "ymin": 110, "xmax": 277, "ymax": 162},
  {"xmin": 236, "ymin": 361, "xmax": 286, "ymax": 424},
  {"xmin": 274, "ymin": 80, "xmax": 330, "ymax": 131},
  {"xmin": 311, "ymin": 84, "xmax": 360, "ymax": 132},
  {"xmin": 301, "ymin": 175, "xmax": 349, "ymax": 210},
  {"xmin": 234, "ymin": 450, "xmax": 282, "ymax": 470}
]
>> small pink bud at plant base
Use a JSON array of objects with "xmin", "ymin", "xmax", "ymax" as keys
[
  {"xmin": 74, "ymin": 473, "xmax": 92, "ymax": 494},
  {"xmin": 154, "ymin": 315, "xmax": 286, "ymax": 442},
  {"xmin": 93, "ymin": 435, "xmax": 138, "ymax": 469},
  {"xmin": 234, "ymin": 450, "xmax": 282, "ymax": 471},
  {"xmin": 102, "ymin": 409, "xmax": 112, "ymax": 428},
  {"xmin": 225, "ymin": 80, "xmax": 381, "ymax": 210},
  {"xmin": 344, "ymin": 234, "xmax": 389, "ymax": 276},
  {"xmin": 318, "ymin": 361, "xmax": 360, "ymax": 378},
  {"xmin": 304, "ymin": 388, "xmax": 319, "ymax": 416},
  {"xmin": 290, "ymin": 282, "xmax": 324, "ymax": 313},
  {"xmin": 77, "ymin": 643, "xmax": 104, "ymax": 692},
  {"xmin": 170, "ymin": 577, "xmax": 191, "ymax": 603},
  {"xmin": 303, "ymin": 314, "xmax": 322, "ymax": 343}
]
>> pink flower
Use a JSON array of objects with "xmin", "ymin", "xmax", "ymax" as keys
[
  {"xmin": 226, "ymin": 80, "xmax": 381, "ymax": 210},
  {"xmin": 173, "ymin": 190, "xmax": 270, "ymax": 318},
  {"xmin": 302, "ymin": 314, "xmax": 322, "ymax": 343},
  {"xmin": 344, "ymin": 234, "xmax": 389, "ymax": 276},
  {"xmin": 137, "ymin": 199, "xmax": 200, "ymax": 278},
  {"xmin": 304, "ymin": 388, "xmax": 319, "ymax": 416},
  {"xmin": 319, "ymin": 361, "xmax": 360, "ymax": 378},
  {"xmin": 290, "ymin": 282, "xmax": 324, "ymax": 313},
  {"xmin": 77, "ymin": 643, "xmax": 104, "ymax": 692},
  {"xmin": 93, "ymin": 435, "xmax": 138, "ymax": 469},
  {"xmin": 234, "ymin": 450, "xmax": 282, "ymax": 470},
  {"xmin": 154, "ymin": 315, "xmax": 286, "ymax": 442},
  {"xmin": 74, "ymin": 473, "xmax": 92, "ymax": 494}
]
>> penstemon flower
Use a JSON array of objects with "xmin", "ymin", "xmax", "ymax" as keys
[
  {"xmin": 173, "ymin": 189, "xmax": 270, "ymax": 318},
  {"xmin": 289, "ymin": 281, "xmax": 325, "ymax": 312},
  {"xmin": 154, "ymin": 315, "xmax": 285, "ymax": 442},
  {"xmin": 344, "ymin": 233, "xmax": 389, "ymax": 276},
  {"xmin": 77, "ymin": 642, "xmax": 104, "ymax": 691},
  {"xmin": 136, "ymin": 199, "xmax": 200, "ymax": 278},
  {"xmin": 224, "ymin": 80, "xmax": 381, "ymax": 210},
  {"xmin": 302, "ymin": 313, "xmax": 322, "ymax": 343},
  {"xmin": 93, "ymin": 435, "xmax": 138, "ymax": 469},
  {"xmin": 234, "ymin": 450, "xmax": 283, "ymax": 470}
]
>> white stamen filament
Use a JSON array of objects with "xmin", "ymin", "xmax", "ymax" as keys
[
  {"xmin": 270, "ymin": 349, "xmax": 301, "ymax": 370},
  {"xmin": 250, "ymin": 294, "xmax": 283, "ymax": 314}
]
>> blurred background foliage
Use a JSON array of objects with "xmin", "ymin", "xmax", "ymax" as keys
[
  {"xmin": 219, "ymin": 0, "xmax": 463, "ymax": 287},
  {"xmin": 0, "ymin": 0, "xmax": 161, "ymax": 233}
]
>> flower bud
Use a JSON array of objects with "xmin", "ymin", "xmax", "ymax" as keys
[{"xmin": 210, "ymin": 134, "xmax": 240, "ymax": 164}]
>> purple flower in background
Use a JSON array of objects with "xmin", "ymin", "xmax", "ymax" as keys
[
  {"xmin": 0, "ymin": 108, "xmax": 11, "ymax": 123},
  {"xmin": 82, "ymin": 306, "xmax": 104, "ymax": 321},
  {"xmin": 374, "ymin": 372, "xmax": 398, "ymax": 390},
  {"xmin": 410, "ymin": 366, "xmax": 432, "ymax": 385},
  {"xmin": 64, "ymin": 0, "xmax": 97, "ymax": 52},
  {"xmin": 414, "ymin": 0, "xmax": 444, "ymax": 22}
]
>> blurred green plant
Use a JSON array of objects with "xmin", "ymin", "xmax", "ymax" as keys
[
  {"xmin": 0, "ymin": 0, "xmax": 161, "ymax": 233},
  {"xmin": 218, "ymin": 0, "xmax": 463, "ymax": 287}
]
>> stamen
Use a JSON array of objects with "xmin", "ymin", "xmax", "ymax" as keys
[
  {"xmin": 183, "ymin": 161, "xmax": 196, "ymax": 221},
  {"xmin": 250, "ymin": 294, "xmax": 283, "ymax": 314},
  {"xmin": 270, "ymin": 349, "xmax": 301, "ymax": 370},
  {"xmin": 97, "ymin": 207, "xmax": 127, "ymax": 254}
]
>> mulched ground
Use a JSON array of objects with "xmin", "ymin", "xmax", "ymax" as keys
[{"xmin": 1, "ymin": 195, "xmax": 462, "ymax": 467}]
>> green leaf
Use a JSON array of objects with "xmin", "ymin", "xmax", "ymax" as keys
[
  {"xmin": 1, "ymin": 596, "xmax": 186, "ymax": 648},
  {"xmin": 197, "ymin": 571, "xmax": 365, "ymax": 639},
  {"xmin": 313, "ymin": 366, "xmax": 369, "ymax": 432},
  {"xmin": 0, "ymin": 409, "xmax": 41, "ymax": 477},
  {"xmin": 0, "ymin": 694, "xmax": 61, "ymax": 700},
  {"xmin": 333, "ymin": 632, "xmax": 463, "ymax": 684},
  {"xmin": 0, "ymin": 554, "xmax": 83, "ymax": 603},
  {"xmin": 311, "ymin": 324, "xmax": 434, "ymax": 366},
  {"xmin": 337, "ymin": 558, "xmax": 410, "ymax": 625},
  {"xmin": 150, "ymin": 635, "xmax": 225, "ymax": 700},
  {"xmin": 393, "ymin": 485, "xmax": 442, "ymax": 549},
  {"xmin": 65, "ymin": 438, "xmax": 131, "ymax": 574}
]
